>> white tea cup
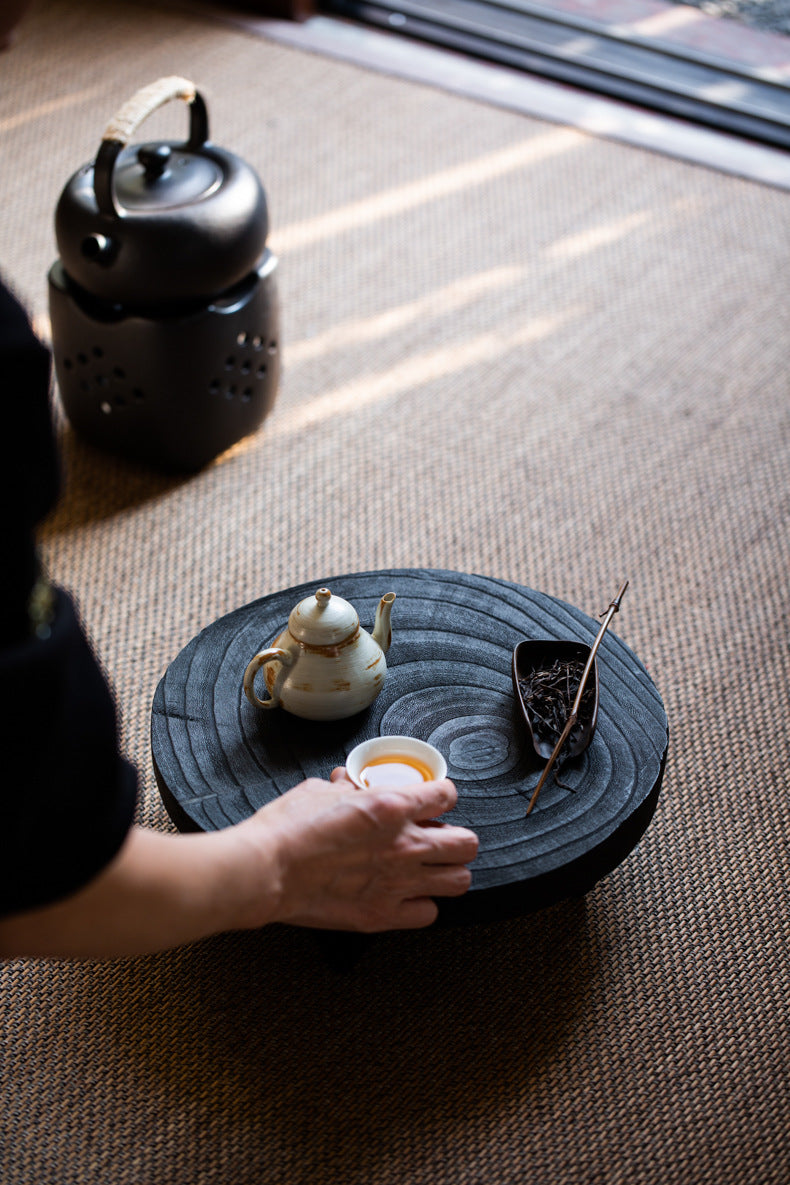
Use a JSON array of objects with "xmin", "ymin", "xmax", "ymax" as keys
[{"xmin": 345, "ymin": 735, "xmax": 447, "ymax": 789}]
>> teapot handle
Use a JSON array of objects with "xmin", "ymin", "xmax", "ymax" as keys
[
  {"xmin": 243, "ymin": 647, "xmax": 295, "ymax": 711},
  {"xmin": 93, "ymin": 76, "xmax": 209, "ymax": 218}
]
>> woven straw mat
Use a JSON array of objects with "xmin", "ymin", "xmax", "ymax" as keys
[{"xmin": 1, "ymin": 0, "xmax": 788, "ymax": 1182}]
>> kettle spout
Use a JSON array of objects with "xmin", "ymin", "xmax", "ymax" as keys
[{"xmin": 371, "ymin": 592, "xmax": 396, "ymax": 654}]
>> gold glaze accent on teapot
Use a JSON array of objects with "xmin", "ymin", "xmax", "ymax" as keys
[{"xmin": 243, "ymin": 588, "xmax": 396, "ymax": 721}]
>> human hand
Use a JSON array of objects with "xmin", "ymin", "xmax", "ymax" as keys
[{"xmin": 238, "ymin": 769, "xmax": 478, "ymax": 932}]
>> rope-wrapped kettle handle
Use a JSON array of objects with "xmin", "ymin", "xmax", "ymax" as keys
[{"xmin": 93, "ymin": 76, "xmax": 209, "ymax": 217}]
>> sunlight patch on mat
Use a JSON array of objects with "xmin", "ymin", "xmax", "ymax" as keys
[
  {"xmin": 268, "ymin": 307, "xmax": 582, "ymax": 438},
  {"xmin": 286, "ymin": 266, "xmax": 525, "ymax": 364},
  {"xmin": 271, "ymin": 128, "xmax": 587, "ymax": 253},
  {"xmin": 547, "ymin": 196, "xmax": 704, "ymax": 261},
  {"xmin": 0, "ymin": 86, "xmax": 106, "ymax": 134},
  {"xmin": 547, "ymin": 209, "xmax": 653, "ymax": 260}
]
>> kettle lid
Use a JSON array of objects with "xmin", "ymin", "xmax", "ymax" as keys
[
  {"xmin": 288, "ymin": 589, "xmax": 359, "ymax": 646},
  {"xmin": 111, "ymin": 141, "xmax": 222, "ymax": 210}
]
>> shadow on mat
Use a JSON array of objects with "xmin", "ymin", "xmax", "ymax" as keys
[
  {"xmin": 101, "ymin": 897, "xmax": 602, "ymax": 1176},
  {"xmin": 40, "ymin": 426, "xmax": 190, "ymax": 535}
]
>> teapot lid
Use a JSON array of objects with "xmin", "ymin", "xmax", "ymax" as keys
[{"xmin": 288, "ymin": 589, "xmax": 359, "ymax": 646}]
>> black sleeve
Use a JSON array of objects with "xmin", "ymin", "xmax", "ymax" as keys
[
  {"xmin": 0, "ymin": 274, "xmax": 58, "ymax": 642},
  {"xmin": 0, "ymin": 275, "xmax": 137, "ymax": 918},
  {"xmin": 0, "ymin": 591, "xmax": 138, "ymax": 916}
]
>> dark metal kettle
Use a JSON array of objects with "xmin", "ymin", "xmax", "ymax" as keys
[
  {"xmin": 48, "ymin": 77, "xmax": 280, "ymax": 472},
  {"xmin": 54, "ymin": 76, "xmax": 269, "ymax": 309}
]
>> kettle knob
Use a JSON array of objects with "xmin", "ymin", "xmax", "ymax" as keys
[{"xmin": 138, "ymin": 143, "xmax": 172, "ymax": 182}]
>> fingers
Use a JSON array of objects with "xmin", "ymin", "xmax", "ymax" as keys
[
  {"xmin": 400, "ymin": 864, "xmax": 473, "ymax": 898},
  {"xmin": 356, "ymin": 871, "xmax": 470, "ymax": 932},
  {"xmin": 330, "ymin": 767, "xmax": 457, "ymax": 820},
  {"xmin": 261, "ymin": 771, "xmax": 478, "ymax": 934},
  {"xmin": 294, "ymin": 774, "xmax": 478, "ymax": 864},
  {"xmin": 405, "ymin": 778, "xmax": 459, "ymax": 821},
  {"xmin": 414, "ymin": 823, "xmax": 479, "ymax": 866},
  {"xmin": 389, "ymin": 898, "xmax": 439, "ymax": 930},
  {"xmin": 337, "ymin": 778, "xmax": 477, "ymax": 864},
  {"xmin": 356, "ymin": 778, "xmax": 459, "ymax": 825},
  {"xmin": 331, "ymin": 768, "xmax": 462, "ymax": 830},
  {"xmin": 312, "ymin": 897, "xmax": 441, "ymax": 933}
]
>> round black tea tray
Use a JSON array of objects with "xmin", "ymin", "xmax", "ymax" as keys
[{"xmin": 151, "ymin": 569, "xmax": 668, "ymax": 926}]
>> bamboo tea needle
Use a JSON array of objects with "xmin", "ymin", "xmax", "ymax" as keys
[{"xmin": 525, "ymin": 580, "xmax": 629, "ymax": 816}]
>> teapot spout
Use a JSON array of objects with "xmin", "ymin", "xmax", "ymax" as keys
[{"xmin": 371, "ymin": 592, "xmax": 396, "ymax": 654}]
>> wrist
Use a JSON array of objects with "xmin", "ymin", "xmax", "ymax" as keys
[
  {"xmin": 221, "ymin": 816, "xmax": 288, "ymax": 930},
  {"xmin": 0, "ymin": 825, "xmax": 285, "ymax": 960}
]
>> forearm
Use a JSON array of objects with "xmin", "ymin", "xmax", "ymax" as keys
[
  {"xmin": 0, "ymin": 775, "xmax": 478, "ymax": 958},
  {"xmin": 0, "ymin": 825, "xmax": 280, "ymax": 960}
]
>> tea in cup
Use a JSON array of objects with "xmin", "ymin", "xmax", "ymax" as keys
[{"xmin": 345, "ymin": 735, "xmax": 447, "ymax": 789}]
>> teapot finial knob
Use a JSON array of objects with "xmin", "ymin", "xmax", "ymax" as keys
[{"xmin": 315, "ymin": 588, "xmax": 331, "ymax": 607}]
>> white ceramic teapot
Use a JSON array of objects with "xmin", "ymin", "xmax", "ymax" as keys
[{"xmin": 243, "ymin": 587, "xmax": 396, "ymax": 721}]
